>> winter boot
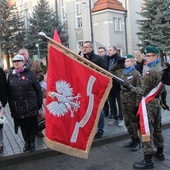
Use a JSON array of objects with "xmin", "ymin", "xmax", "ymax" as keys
[
  {"xmin": 133, "ymin": 154, "xmax": 154, "ymax": 169},
  {"xmin": 131, "ymin": 138, "xmax": 141, "ymax": 151},
  {"xmin": 124, "ymin": 137, "xmax": 135, "ymax": 148},
  {"xmin": 154, "ymin": 148, "xmax": 165, "ymax": 161},
  {"xmin": 23, "ymin": 141, "xmax": 30, "ymax": 152},
  {"xmin": 20, "ymin": 127, "xmax": 30, "ymax": 152},
  {"xmin": 29, "ymin": 142, "xmax": 35, "ymax": 152}
]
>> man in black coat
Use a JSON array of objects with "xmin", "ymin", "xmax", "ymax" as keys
[
  {"xmin": 107, "ymin": 46, "xmax": 124, "ymax": 127},
  {"xmin": 83, "ymin": 41, "xmax": 106, "ymax": 139}
]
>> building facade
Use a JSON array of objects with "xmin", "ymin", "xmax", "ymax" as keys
[{"xmin": 14, "ymin": 0, "xmax": 143, "ymax": 56}]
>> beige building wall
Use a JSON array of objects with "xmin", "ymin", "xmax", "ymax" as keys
[
  {"xmin": 15, "ymin": 0, "xmax": 143, "ymax": 55},
  {"xmin": 92, "ymin": 10, "xmax": 126, "ymax": 56},
  {"xmin": 119, "ymin": 0, "xmax": 143, "ymax": 53}
]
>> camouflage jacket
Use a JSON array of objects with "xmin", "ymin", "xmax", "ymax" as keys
[
  {"xmin": 120, "ymin": 68, "xmax": 142, "ymax": 106},
  {"xmin": 133, "ymin": 62, "xmax": 164, "ymax": 107}
]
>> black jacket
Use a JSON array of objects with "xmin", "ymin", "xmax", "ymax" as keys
[
  {"xmin": 0, "ymin": 68, "xmax": 7, "ymax": 107},
  {"xmin": 107, "ymin": 53, "xmax": 125, "ymax": 90},
  {"xmin": 135, "ymin": 59, "xmax": 144, "ymax": 75},
  {"xmin": 84, "ymin": 51, "xmax": 106, "ymax": 69},
  {"xmin": 0, "ymin": 67, "xmax": 7, "ymax": 128},
  {"xmin": 7, "ymin": 67, "xmax": 43, "ymax": 119}
]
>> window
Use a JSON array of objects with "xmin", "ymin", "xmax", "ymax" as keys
[
  {"xmin": 113, "ymin": 18, "xmax": 117, "ymax": 31},
  {"xmin": 75, "ymin": 0, "xmax": 82, "ymax": 28},
  {"xmin": 118, "ymin": 18, "xmax": 122, "ymax": 31},
  {"xmin": 113, "ymin": 17, "xmax": 122, "ymax": 32},
  {"xmin": 61, "ymin": 0, "xmax": 68, "ymax": 29}
]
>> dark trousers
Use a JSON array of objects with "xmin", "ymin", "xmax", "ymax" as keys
[
  {"xmin": 103, "ymin": 100, "xmax": 109, "ymax": 117},
  {"xmin": 108, "ymin": 88, "xmax": 123, "ymax": 120},
  {"xmin": 17, "ymin": 116, "xmax": 37, "ymax": 144}
]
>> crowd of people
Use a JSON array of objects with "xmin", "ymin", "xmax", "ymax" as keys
[
  {"xmin": 80, "ymin": 42, "xmax": 170, "ymax": 169},
  {"xmin": 0, "ymin": 42, "xmax": 169, "ymax": 170}
]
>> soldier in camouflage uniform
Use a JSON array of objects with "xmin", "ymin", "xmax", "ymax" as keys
[
  {"xmin": 132, "ymin": 46, "xmax": 165, "ymax": 169},
  {"xmin": 120, "ymin": 54, "xmax": 142, "ymax": 151}
]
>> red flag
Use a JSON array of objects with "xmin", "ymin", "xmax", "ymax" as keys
[
  {"xmin": 53, "ymin": 29, "xmax": 61, "ymax": 43},
  {"xmin": 45, "ymin": 44, "xmax": 112, "ymax": 159}
]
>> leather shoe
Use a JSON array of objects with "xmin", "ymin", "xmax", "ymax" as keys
[
  {"xmin": 133, "ymin": 160, "xmax": 154, "ymax": 169},
  {"xmin": 23, "ymin": 143, "xmax": 29, "ymax": 152},
  {"xmin": 94, "ymin": 132, "xmax": 103, "ymax": 140}
]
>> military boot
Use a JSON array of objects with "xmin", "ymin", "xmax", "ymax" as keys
[
  {"xmin": 131, "ymin": 138, "xmax": 141, "ymax": 151},
  {"xmin": 154, "ymin": 148, "xmax": 165, "ymax": 161},
  {"xmin": 124, "ymin": 137, "xmax": 135, "ymax": 148},
  {"xmin": 133, "ymin": 154, "xmax": 154, "ymax": 169}
]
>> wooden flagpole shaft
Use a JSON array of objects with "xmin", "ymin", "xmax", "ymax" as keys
[
  {"xmin": 38, "ymin": 32, "xmax": 113, "ymax": 79},
  {"xmin": 50, "ymin": 39, "xmax": 113, "ymax": 78}
]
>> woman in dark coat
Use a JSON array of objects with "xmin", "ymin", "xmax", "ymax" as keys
[
  {"xmin": 0, "ymin": 67, "xmax": 7, "ymax": 153},
  {"xmin": 7, "ymin": 54, "xmax": 43, "ymax": 152}
]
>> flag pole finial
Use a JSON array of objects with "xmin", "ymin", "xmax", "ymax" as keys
[{"xmin": 38, "ymin": 32, "xmax": 51, "ymax": 40}]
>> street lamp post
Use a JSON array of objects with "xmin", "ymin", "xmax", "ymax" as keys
[
  {"xmin": 89, "ymin": 0, "xmax": 93, "ymax": 42},
  {"xmin": 35, "ymin": 43, "xmax": 40, "ymax": 64}
]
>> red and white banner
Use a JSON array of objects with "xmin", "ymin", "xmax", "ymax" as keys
[
  {"xmin": 45, "ymin": 44, "xmax": 112, "ymax": 159},
  {"xmin": 137, "ymin": 82, "xmax": 163, "ymax": 142}
]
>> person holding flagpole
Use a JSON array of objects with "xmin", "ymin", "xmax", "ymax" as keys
[
  {"xmin": 83, "ymin": 41, "xmax": 106, "ymax": 139},
  {"xmin": 131, "ymin": 46, "xmax": 165, "ymax": 169}
]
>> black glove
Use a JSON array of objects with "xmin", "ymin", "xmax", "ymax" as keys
[
  {"xmin": 161, "ymin": 91, "xmax": 169, "ymax": 110},
  {"xmin": 38, "ymin": 104, "xmax": 42, "ymax": 110},
  {"xmin": 161, "ymin": 103, "xmax": 170, "ymax": 110},
  {"xmin": 122, "ymin": 80, "xmax": 133, "ymax": 92},
  {"xmin": 161, "ymin": 63, "xmax": 170, "ymax": 84}
]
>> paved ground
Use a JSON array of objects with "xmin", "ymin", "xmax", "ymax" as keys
[
  {"xmin": 0, "ymin": 86, "xmax": 170, "ymax": 169},
  {"xmin": 0, "ymin": 128, "xmax": 170, "ymax": 170}
]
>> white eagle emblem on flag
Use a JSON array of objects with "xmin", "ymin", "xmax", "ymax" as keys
[{"xmin": 47, "ymin": 80, "xmax": 81, "ymax": 117}]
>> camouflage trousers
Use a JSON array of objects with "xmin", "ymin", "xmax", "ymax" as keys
[
  {"xmin": 142, "ymin": 104, "xmax": 164, "ymax": 155},
  {"xmin": 122, "ymin": 102, "xmax": 139, "ymax": 139}
]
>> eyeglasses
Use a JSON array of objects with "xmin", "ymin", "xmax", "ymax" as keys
[
  {"xmin": 83, "ymin": 46, "xmax": 91, "ymax": 49},
  {"xmin": 145, "ymin": 55, "xmax": 155, "ymax": 58}
]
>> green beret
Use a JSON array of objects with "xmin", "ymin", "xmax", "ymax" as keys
[
  {"xmin": 144, "ymin": 46, "xmax": 160, "ymax": 54},
  {"xmin": 124, "ymin": 54, "xmax": 135, "ymax": 59}
]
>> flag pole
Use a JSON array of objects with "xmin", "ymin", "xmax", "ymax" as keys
[
  {"xmin": 38, "ymin": 32, "xmax": 113, "ymax": 78},
  {"xmin": 38, "ymin": 32, "xmax": 133, "ymax": 88}
]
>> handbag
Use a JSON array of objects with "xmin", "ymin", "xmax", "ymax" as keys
[
  {"xmin": 37, "ymin": 108, "xmax": 45, "ymax": 131},
  {"xmin": 0, "ymin": 106, "xmax": 7, "ymax": 127}
]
